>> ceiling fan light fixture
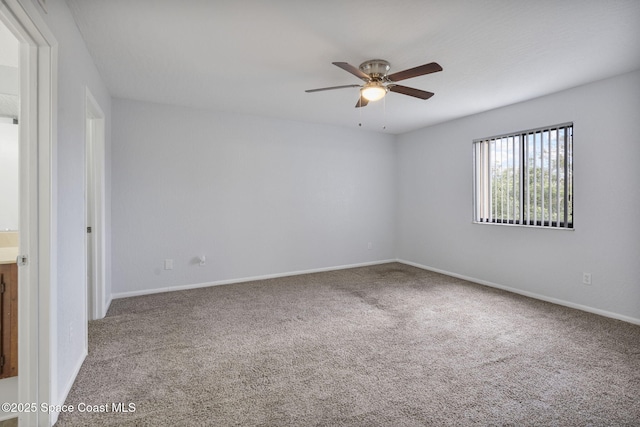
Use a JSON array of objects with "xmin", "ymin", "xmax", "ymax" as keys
[
  {"xmin": 306, "ymin": 59, "xmax": 442, "ymax": 108},
  {"xmin": 361, "ymin": 82, "xmax": 386, "ymax": 102}
]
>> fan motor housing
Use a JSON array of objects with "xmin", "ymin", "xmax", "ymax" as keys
[{"xmin": 359, "ymin": 59, "xmax": 390, "ymax": 79}]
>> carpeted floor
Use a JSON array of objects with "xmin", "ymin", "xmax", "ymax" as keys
[{"xmin": 55, "ymin": 263, "xmax": 640, "ymax": 426}]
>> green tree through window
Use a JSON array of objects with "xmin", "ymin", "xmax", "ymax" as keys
[{"xmin": 474, "ymin": 124, "xmax": 573, "ymax": 228}]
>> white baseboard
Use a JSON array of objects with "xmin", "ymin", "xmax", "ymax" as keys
[
  {"xmin": 112, "ymin": 259, "xmax": 397, "ymax": 300},
  {"xmin": 103, "ymin": 295, "xmax": 113, "ymax": 318},
  {"xmin": 0, "ymin": 413, "xmax": 15, "ymax": 422},
  {"xmin": 397, "ymin": 259, "xmax": 640, "ymax": 326},
  {"xmin": 0, "ymin": 376, "xmax": 18, "ymax": 421},
  {"xmin": 50, "ymin": 348, "xmax": 88, "ymax": 425}
]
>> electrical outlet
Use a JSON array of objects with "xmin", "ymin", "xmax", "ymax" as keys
[
  {"xmin": 164, "ymin": 259, "xmax": 173, "ymax": 270},
  {"xmin": 582, "ymin": 272, "xmax": 592, "ymax": 285},
  {"xmin": 367, "ymin": 242, "xmax": 372, "ymax": 250}
]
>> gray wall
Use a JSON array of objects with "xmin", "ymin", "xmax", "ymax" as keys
[
  {"xmin": 34, "ymin": 0, "xmax": 113, "ymax": 408},
  {"xmin": 396, "ymin": 70, "xmax": 640, "ymax": 322},
  {"xmin": 112, "ymin": 99, "xmax": 397, "ymax": 295},
  {"xmin": 112, "ymin": 71, "xmax": 640, "ymax": 324}
]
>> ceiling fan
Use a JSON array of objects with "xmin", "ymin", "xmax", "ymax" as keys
[{"xmin": 306, "ymin": 59, "xmax": 442, "ymax": 108}]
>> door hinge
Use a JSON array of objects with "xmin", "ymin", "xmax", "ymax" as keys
[
  {"xmin": 0, "ymin": 355, "xmax": 4, "ymax": 368},
  {"xmin": 87, "ymin": 226, "xmax": 92, "ymax": 233},
  {"xmin": 17, "ymin": 255, "xmax": 28, "ymax": 266},
  {"xmin": 0, "ymin": 281, "xmax": 5, "ymax": 294}
]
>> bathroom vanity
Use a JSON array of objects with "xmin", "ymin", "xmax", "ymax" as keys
[{"xmin": 0, "ymin": 232, "xmax": 18, "ymax": 379}]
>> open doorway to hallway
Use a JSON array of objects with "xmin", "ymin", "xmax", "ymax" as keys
[
  {"xmin": 85, "ymin": 89, "xmax": 106, "ymax": 321},
  {"xmin": 1, "ymin": 0, "xmax": 56, "ymax": 424},
  {"xmin": 0, "ymin": 18, "xmax": 20, "ymax": 416}
]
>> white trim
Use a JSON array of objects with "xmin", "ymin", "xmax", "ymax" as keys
[
  {"xmin": 0, "ymin": 413, "xmax": 16, "ymax": 422},
  {"xmin": 397, "ymin": 259, "xmax": 640, "ymax": 326},
  {"xmin": 50, "ymin": 349, "xmax": 86, "ymax": 426},
  {"xmin": 104, "ymin": 294, "xmax": 113, "ymax": 314},
  {"xmin": 112, "ymin": 259, "xmax": 396, "ymax": 300}
]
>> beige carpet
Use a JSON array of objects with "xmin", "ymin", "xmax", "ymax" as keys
[{"xmin": 56, "ymin": 263, "xmax": 640, "ymax": 426}]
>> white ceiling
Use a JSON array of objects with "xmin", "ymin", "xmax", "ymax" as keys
[{"xmin": 66, "ymin": 0, "xmax": 640, "ymax": 134}]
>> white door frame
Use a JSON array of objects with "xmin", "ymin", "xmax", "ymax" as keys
[
  {"xmin": 0, "ymin": 1, "xmax": 56, "ymax": 426},
  {"xmin": 85, "ymin": 88, "xmax": 106, "ymax": 320}
]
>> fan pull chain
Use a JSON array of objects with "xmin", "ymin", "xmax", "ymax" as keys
[{"xmin": 383, "ymin": 94, "xmax": 386, "ymax": 131}]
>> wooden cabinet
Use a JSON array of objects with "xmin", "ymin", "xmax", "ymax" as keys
[{"xmin": 0, "ymin": 262, "xmax": 17, "ymax": 379}]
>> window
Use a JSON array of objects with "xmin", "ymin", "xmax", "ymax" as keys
[{"xmin": 473, "ymin": 123, "xmax": 573, "ymax": 229}]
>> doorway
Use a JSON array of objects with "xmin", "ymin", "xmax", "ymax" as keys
[
  {"xmin": 0, "ymin": 0, "xmax": 56, "ymax": 425},
  {"xmin": 0, "ymin": 17, "xmax": 19, "ymax": 409},
  {"xmin": 85, "ymin": 89, "xmax": 106, "ymax": 321}
]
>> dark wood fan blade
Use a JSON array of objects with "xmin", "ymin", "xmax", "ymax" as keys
[
  {"xmin": 305, "ymin": 84, "xmax": 361, "ymax": 93},
  {"xmin": 333, "ymin": 62, "xmax": 370, "ymax": 81},
  {"xmin": 387, "ymin": 62, "xmax": 442, "ymax": 82},
  {"xmin": 388, "ymin": 85, "xmax": 434, "ymax": 100},
  {"xmin": 355, "ymin": 95, "xmax": 369, "ymax": 108}
]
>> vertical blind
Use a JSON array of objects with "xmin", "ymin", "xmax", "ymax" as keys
[{"xmin": 473, "ymin": 123, "xmax": 573, "ymax": 228}]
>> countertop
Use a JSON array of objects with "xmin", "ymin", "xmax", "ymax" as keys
[{"xmin": 0, "ymin": 247, "xmax": 18, "ymax": 264}]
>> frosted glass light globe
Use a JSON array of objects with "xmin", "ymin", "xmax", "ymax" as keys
[{"xmin": 361, "ymin": 83, "xmax": 386, "ymax": 101}]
